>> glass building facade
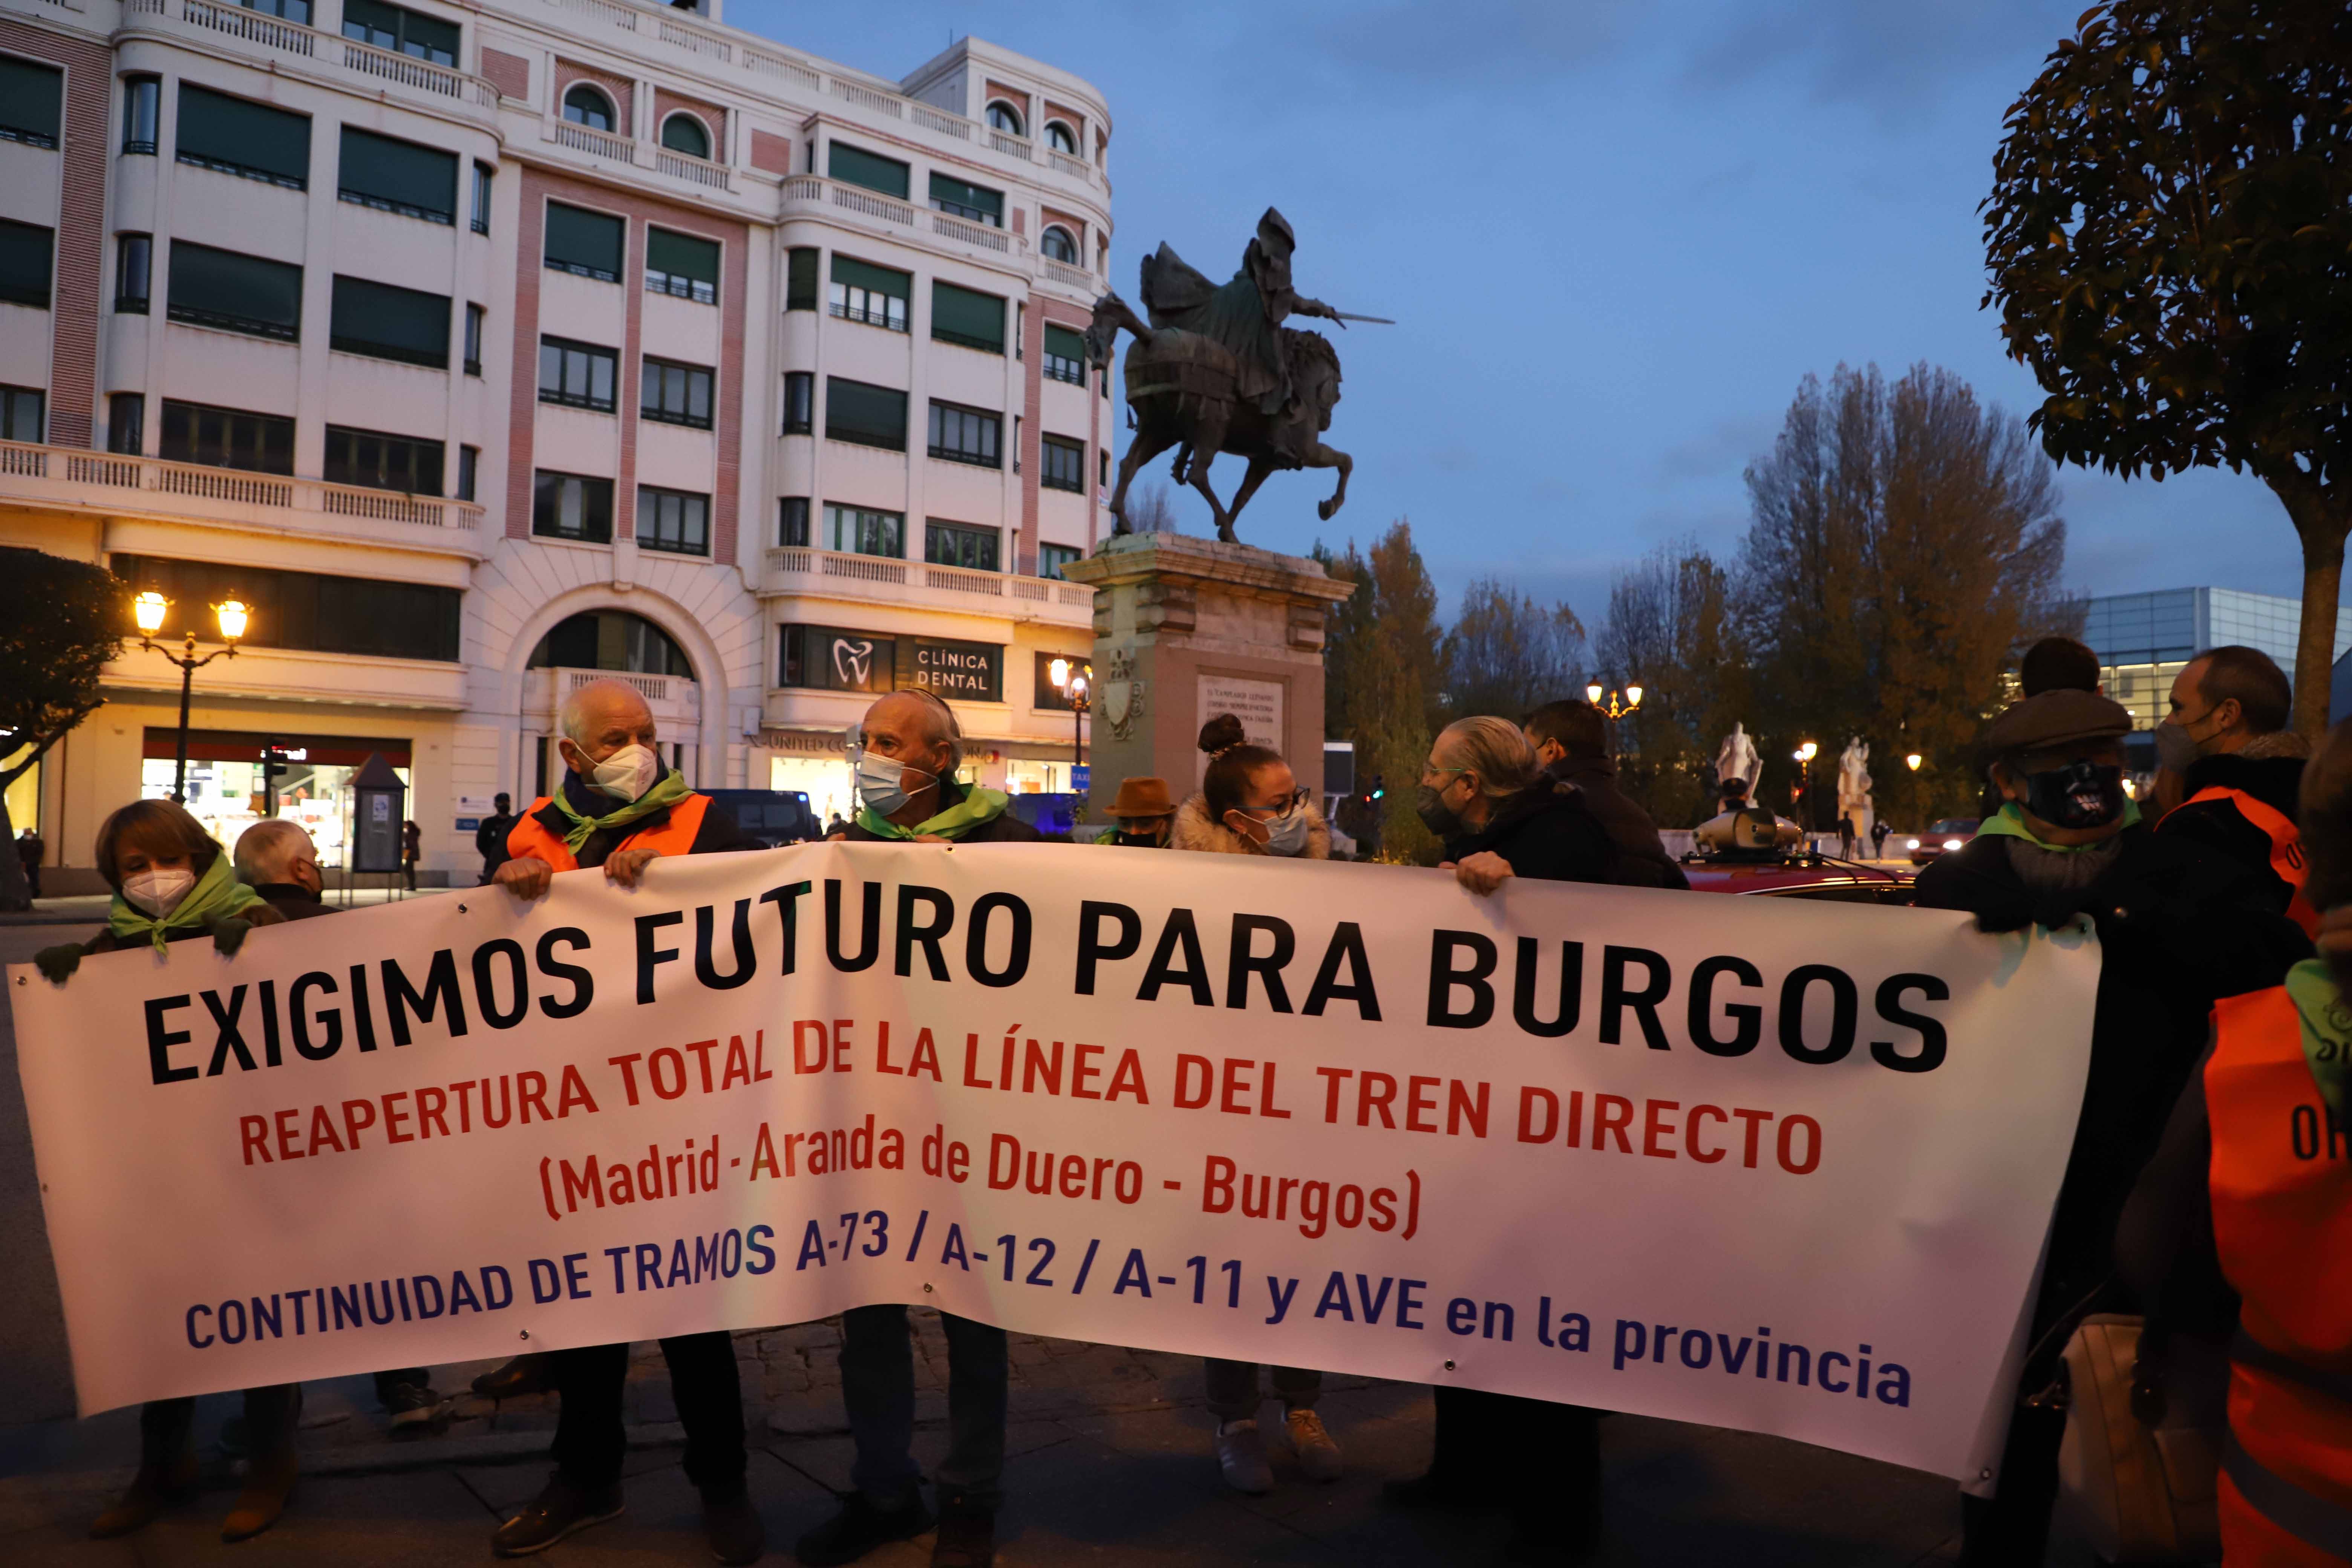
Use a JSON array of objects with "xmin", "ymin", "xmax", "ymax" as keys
[{"xmin": 2080, "ymin": 588, "xmax": 2352, "ymax": 733}]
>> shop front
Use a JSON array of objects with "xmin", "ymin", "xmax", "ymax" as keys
[{"xmin": 141, "ymin": 729, "xmax": 413, "ymax": 870}]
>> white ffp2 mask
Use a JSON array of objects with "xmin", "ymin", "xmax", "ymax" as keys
[
  {"xmin": 122, "ymin": 867, "xmax": 195, "ymax": 918},
  {"xmin": 588, "ymin": 743, "xmax": 660, "ymax": 801}
]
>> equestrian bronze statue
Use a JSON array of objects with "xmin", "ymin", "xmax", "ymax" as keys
[{"xmin": 1084, "ymin": 208, "xmax": 1383, "ymax": 543}]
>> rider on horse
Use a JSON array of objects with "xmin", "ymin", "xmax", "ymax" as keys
[{"xmin": 1139, "ymin": 208, "xmax": 1344, "ymax": 433}]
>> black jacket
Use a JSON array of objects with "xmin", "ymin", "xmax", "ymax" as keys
[
  {"xmin": 476, "ymin": 810, "xmax": 518, "ymax": 874},
  {"xmin": 525, "ymin": 775, "xmax": 758, "ymax": 868},
  {"xmin": 2156, "ymin": 752, "xmax": 2305, "ymax": 915},
  {"xmin": 251, "ymin": 882, "xmax": 334, "ymax": 920},
  {"xmin": 842, "ymin": 779, "xmax": 1043, "ymax": 844},
  {"xmin": 1442, "ymin": 781, "xmax": 1617, "ymax": 887},
  {"xmin": 1914, "ymin": 823, "xmax": 2307, "ymax": 1348},
  {"xmin": 1545, "ymin": 755, "xmax": 1688, "ymax": 889}
]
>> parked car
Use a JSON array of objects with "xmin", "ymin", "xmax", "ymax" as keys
[
  {"xmin": 1905, "ymin": 818, "xmax": 1980, "ymax": 867},
  {"xmin": 1681, "ymin": 851, "xmax": 1917, "ymax": 905},
  {"xmin": 700, "ymin": 788, "xmax": 821, "ymax": 848}
]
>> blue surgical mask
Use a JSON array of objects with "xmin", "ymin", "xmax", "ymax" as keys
[
  {"xmin": 855, "ymin": 753, "xmax": 933, "ymax": 817},
  {"xmin": 1261, "ymin": 809, "xmax": 1312, "ymax": 857}
]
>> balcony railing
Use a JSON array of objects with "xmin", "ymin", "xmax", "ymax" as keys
[
  {"xmin": 553, "ymin": 120, "xmax": 634, "ymax": 164},
  {"xmin": 122, "ymin": 0, "xmax": 499, "ymax": 110},
  {"xmin": 543, "ymin": 122, "xmax": 733, "ymax": 192},
  {"xmin": 764, "ymin": 545, "xmax": 1093, "ymax": 618},
  {"xmin": 0, "ymin": 439, "xmax": 484, "ymax": 534},
  {"xmin": 1042, "ymin": 259, "xmax": 1097, "ymax": 291}
]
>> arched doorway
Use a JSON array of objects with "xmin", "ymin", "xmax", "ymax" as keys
[{"xmin": 523, "ymin": 609, "xmax": 704, "ymax": 793}]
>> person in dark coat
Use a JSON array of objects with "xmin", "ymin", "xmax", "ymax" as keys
[
  {"xmin": 1390, "ymin": 717, "xmax": 1613, "ymax": 1560},
  {"xmin": 1912, "ymin": 688, "xmax": 2308, "ymax": 1566},
  {"xmin": 474, "ymin": 792, "xmax": 517, "ymax": 883},
  {"xmin": 1524, "ymin": 699, "xmax": 1687, "ymax": 889},
  {"xmin": 15, "ymin": 825, "xmax": 42, "ymax": 898},
  {"xmin": 2151, "ymin": 645, "xmax": 2311, "ymax": 915}
]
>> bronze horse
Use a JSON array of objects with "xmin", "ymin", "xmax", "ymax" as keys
[{"xmin": 1084, "ymin": 290, "xmax": 1353, "ymax": 542}]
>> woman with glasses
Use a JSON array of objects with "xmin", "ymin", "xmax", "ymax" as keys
[{"xmin": 1170, "ymin": 713, "xmax": 1340, "ymax": 1493}]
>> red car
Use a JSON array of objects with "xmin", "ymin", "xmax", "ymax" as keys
[
  {"xmin": 1680, "ymin": 853, "xmax": 1917, "ymax": 905},
  {"xmin": 1906, "ymin": 818, "xmax": 1980, "ymax": 867}
]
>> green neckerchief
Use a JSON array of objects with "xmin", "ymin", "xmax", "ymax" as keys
[
  {"xmin": 2282, "ymin": 959, "xmax": 2352, "ymax": 1119},
  {"xmin": 106, "ymin": 853, "xmax": 266, "ymax": 953},
  {"xmin": 547, "ymin": 769, "xmax": 694, "ymax": 854},
  {"xmin": 1973, "ymin": 798, "xmax": 2143, "ymax": 853},
  {"xmin": 856, "ymin": 779, "xmax": 1012, "ymax": 842}
]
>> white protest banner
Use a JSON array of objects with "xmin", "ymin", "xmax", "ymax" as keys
[{"xmin": 10, "ymin": 843, "xmax": 2096, "ymax": 1479}]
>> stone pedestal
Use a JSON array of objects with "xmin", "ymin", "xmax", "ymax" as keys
[{"xmin": 1061, "ymin": 532, "xmax": 1356, "ymax": 814}]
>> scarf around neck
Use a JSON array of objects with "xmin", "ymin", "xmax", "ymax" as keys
[
  {"xmin": 1976, "ymin": 798, "xmax": 2143, "ymax": 852},
  {"xmin": 2283, "ymin": 959, "xmax": 2352, "ymax": 1119},
  {"xmin": 857, "ymin": 781, "xmax": 1012, "ymax": 842},
  {"xmin": 107, "ymin": 853, "xmax": 265, "ymax": 953},
  {"xmin": 548, "ymin": 769, "xmax": 694, "ymax": 854}
]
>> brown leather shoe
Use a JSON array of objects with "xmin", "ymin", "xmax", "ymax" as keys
[
  {"xmin": 472, "ymin": 1352, "xmax": 556, "ymax": 1401},
  {"xmin": 220, "ymin": 1384, "xmax": 301, "ymax": 1542},
  {"xmin": 492, "ymin": 1473, "xmax": 624, "ymax": 1557},
  {"xmin": 90, "ymin": 1404, "xmax": 198, "ymax": 1539}
]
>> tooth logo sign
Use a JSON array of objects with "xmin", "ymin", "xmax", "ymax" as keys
[{"xmin": 833, "ymin": 638, "xmax": 875, "ymax": 686}]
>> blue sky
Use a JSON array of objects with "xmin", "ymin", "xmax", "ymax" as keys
[{"xmin": 736, "ymin": 0, "xmax": 2302, "ymax": 628}]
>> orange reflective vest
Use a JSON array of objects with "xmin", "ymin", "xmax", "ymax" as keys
[
  {"xmin": 2208, "ymin": 986, "xmax": 2352, "ymax": 1565},
  {"xmin": 505, "ymin": 792, "xmax": 711, "ymax": 873},
  {"xmin": 2176, "ymin": 786, "xmax": 2320, "ymax": 937}
]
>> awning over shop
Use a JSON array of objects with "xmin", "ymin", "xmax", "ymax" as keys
[{"xmin": 141, "ymin": 729, "xmax": 412, "ymax": 767}]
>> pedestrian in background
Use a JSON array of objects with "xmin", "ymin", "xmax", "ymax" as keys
[
  {"xmin": 1401, "ymin": 716, "xmax": 1615, "ymax": 1559},
  {"xmin": 1913, "ymin": 688, "xmax": 2308, "ymax": 1565},
  {"xmin": 400, "ymin": 818, "xmax": 421, "ymax": 891},
  {"xmin": 15, "ymin": 823, "xmax": 41, "ymax": 898},
  {"xmin": 1870, "ymin": 817, "xmax": 1891, "ymax": 859},
  {"xmin": 1169, "ymin": 714, "xmax": 1343, "ymax": 1494},
  {"xmin": 1523, "ymin": 698, "xmax": 1687, "ymax": 888},
  {"xmin": 474, "ymin": 790, "xmax": 516, "ymax": 883},
  {"xmin": 2152, "ymin": 645, "xmax": 2314, "ymax": 929},
  {"xmin": 1837, "ymin": 811, "xmax": 1857, "ymax": 859}
]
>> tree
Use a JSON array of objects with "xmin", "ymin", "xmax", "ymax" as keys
[
  {"xmin": 1315, "ymin": 519, "xmax": 1445, "ymax": 863},
  {"xmin": 1125, "ymin": 482, "xmax": 1181, "ymax": 534},
  {"xmin": 1592, "ymin": 542, "xmax": 1746, "ymax": 827},
  {"xmin": 1739, "ymin": 364, "xmax": 2076, "ymax": 821},
  {"xmin": 1439, "ymin": 577, "xmax": 1586, "ymax": 723},
  {"xmin": 1982, "ymin": 0, "xmax": 2352, "ymax": 735},
  {"xmin": 0, "ymin": 548, "xmax": 129, "ymax": 908}
]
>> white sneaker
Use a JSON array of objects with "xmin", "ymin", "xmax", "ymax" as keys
[
  {"xmin": 1214, "ymin": 1418, "xmax": 1274, "ymax": 1494},
  {"xmin": 1286, "ymin": 1407, "xmax": 1343, "ymax": 1482}
]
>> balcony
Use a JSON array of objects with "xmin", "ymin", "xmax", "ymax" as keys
[
  {"xmin": 762, "ymin": 546, "xmax": 1095, "ymax": 627},
  {"xmin": 120, "ymin": 0, "xmax": 500, "ymax": 123},
  {"xmin": 0, "ymin": 440, "xmax": 485, "ymax": 557},
  {"xmin": 543, "ymin": 121, "xmax": 735, "ymax": 193},
  {"xmin": 779, "ymin": 176, "xmax": 1095, "ymax": 289},
  {"xmin": 530, "ymin": 666, "xmax": 702, "ymax": 733}
]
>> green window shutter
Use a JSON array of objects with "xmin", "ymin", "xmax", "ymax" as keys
[
  {"xmin": 330, "ymin": 275, "xmax": 450, "ymax": 367},
  {"xmin": 166, "ymin": 241, "xmax": 302, "ymax": 337},
  {"xmin": 830, "ymin": 254, "xmax": 910, "ymax": 298},
  {"xmin": 337, "ymin": 127, "xmax": 456, "ymax": 222},
  {"xmin": 824, "ymin": 377, "xmax": 907, "ymax": 450},
  {"xmin": 647, "ymin": 227, "xmax": 720, "ymax": 285},
  {"xmin": 931, "ymin": 282, "xmax": 1005, "ymax": 353},
  {"xmin": 926, "ymin": 172, "xmax": 1003, "ymax": 223},
  {"xmin": 0, "ymin": 57, "xmax": 62, "ymax": 146},
  {"xmin": 1044, "ymin": 324, "xmax": 1088, "ymax": 363},
  {"xmin": 176, "ymin": 84, "xmax": 311, "ymax": 187},
  {"xmin": 827, "ymin": 141, "xmax": 909, "ymax": 199},
  {"xmin": 545, "ymin": 202, "xmax": 623, "ymax": 279},
  {"xmin": 786, "ymin": 247, "xmax": 818, "ymax": 310}
]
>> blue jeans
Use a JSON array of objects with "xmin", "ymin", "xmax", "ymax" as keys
[{"xmin": 839, "ymin": 1305, "xmax": 1008, "ymax": 1511}]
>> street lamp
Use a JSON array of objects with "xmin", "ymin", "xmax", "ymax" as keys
[
  {"xmin": 1793, "ymin": 741, "xmax": 1819, "ymax": 832},
  {"xmin": 1905, "ymin": 752, "xmax": 1923, "ymax": 831},
  {"xmin": 134, "ymin": 589, "xmax": 248, "ymax": 803},
  {"xmin": 1049, "ymin": 657, "xmax": 1090, "ymax": 792},
  {"xmin": 1585, "ymin": 681, "xmax": 1643, "ymax": 721}
]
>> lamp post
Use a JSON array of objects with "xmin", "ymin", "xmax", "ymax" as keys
[
  {"xmin": 1049, "ymin": 657, "xmax": 1090, "ymax": 791},
  {"xmin": 1905, "ymin": 751, "xmax": 1923, "ymax": 832},
  {"xmin": 1584, "ymin": 681, "xmax": 1643, "ymax": 721},
  {"xmin": 134, "ymin": 590, "xmax": 248, "ymax": 803},
  {"xmin": 1793, "ymin": 740, "xmax": 1819, "ymax": 832}
]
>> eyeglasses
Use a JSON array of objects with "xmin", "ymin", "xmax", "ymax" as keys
[{"xmin": 1245, "ymin": 787, "xmax": 1310, "ymax": 821}]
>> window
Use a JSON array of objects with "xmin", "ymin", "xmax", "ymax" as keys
[
  {"xmin": 1043, "ymin": 324, "xmax": 1087, "ymax": 385},
  {"xmin": 928, "ymin": 173, "xmax": 1003, "ymax": 227},
  {"xmin": 531, "ymin": 610, "xmax": 692, "ymax": 677},
  {"xmin": 646, "ymin": 228, "xmax": 719, "ymax": 304},
  {"xmin": 533, "ymin": 471, "xmax": 613, "ymax": 543},
  {"xmin": 826, "ymin": 141, "xmax": 908, "ymax": 199},
  {"xmin": 324, "ymin": 424, "xmax": 443, "ymax": 495},
  {"xmin": 1037, "ymin": 543, "xmax": 1082, "ymax": 580},
  {"xmin": 115, "ymin": 234, "xmax": 152, "ymax": 313},
  {"xmin": 927, "ymin": 401, "xmax": 1000, "ymax": 468},
  {"xmin": 463, "ymin": 303, "xmax": 484, "ymax": 375},
  {"xmin": 160, "ymin": 399, "xmax": 295, "ymax": 474},
  {"xmin": 539, "ymin": 337, "xmax": 617, "ymax": 411},
  {"xmin": 640, "ymin": 357, "xmax": 713, "ymax": 428},
  {"xmin": 544, "ymin": 202, "xmax": 623, "ymax": 282},
  {"xmin": 1041, "ymin": 435, "xmax": 1085, "ymax": 492},
  {"xmin": 925, "ymin": 521, "xmax": 998, "ymax": 572},
  {"xmin": 778, "ymin": 496, "xmax": 809, "ymax": 546},
  {"xmin": 470, "ymin": 162, "xmax": 492, "ymax": 234},
  {"xmin": 561, "ymin": 84, "xmax": 615, "ymax": 131},
  {"xmin": 242, "ymin": 0, "xmax": 311, "ymax": 18},
  {"xmin": 1045, "ymin": 121, "xmax": 1078, "ymax": 156},
  {"xmin": 1099, "ymin": 449, "xmax": 1110, "ymax": 490},
  {"xmin": 343, "ymin": 0, "xmax": 459, "ymax": 67},
  {"xmin": 1040, "ymin": 225, "xmax": 1078, "ymax": 264},
  {"xmin": 828, "ymin": 255, "xmax": 908, "ymax": 331},
  {"xmin": 0, "ymin": 385, "xmax": 43, "ymax": 444},
  {"xmin": 985, "ymin": 101, "xmax": 1024, "ymax": 137},
  {"xmin": 113, "ymin": 553, "xmax": 461, "ymax": 662},
  {"xmin": 0, "ymin": 57, "xmax": 62, "ymax": 149},
  {"xmin": 785, "ymin": 247, "xmax": 817, "ymax": 311},
  {"xmin": 637, "ymin": 486, "xmax": 710, "ymax": 556},
  {"xmin": 176, "ymin": 85, "xmax": 309, "ymax": 190},
  {"xmin": 822, "ymin": 504, "xmax": 902, "ymax": 558},
  {"xmin": 330, "ymin": 276, "xmax": 449, "ymax": 368},
  {"xmin": 108, "ymin": 394, "xmax": 144, "ymax": 456},
  {"xmin": 166, "ymin": 241, "xmax": 300, "ymax": 339},
  {"xmin": 931, "ymin": 281, "xmax": 1004, "ymax": 353},
  {"xmin": 456, "ymin": 443, "xmax": 477, "ymax": 502},
  {"xmin": 779, "ymin": 624, "xmax": 897, "ymax": 694},
  {"xmin": 0, "ymin": 219, "xmax": 53, "ymax": 308},
  {"xmin": 781, "ymin": 372, "xmax": 813, "ymax": 435},
  {"xmin": 824, "ymin": 378, "xmax": 906, "ymax": 451},
  {"xmin": 659, "ymin": 114, "xmax": 710, "ymax": 159},
  {"xmin": 122, "ymin": 76, "xmax": 159, "ymax": 155},
  {"xmin": 338, "ymin": 127, "xmax": 456, "ymax": 224}
]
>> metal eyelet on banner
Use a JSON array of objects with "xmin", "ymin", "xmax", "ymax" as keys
[
  {"xmin": 924, "ymin": 1283, "xmax": 934, "ymax": 1293},
  {"xmin": 1443, "ymin": 1360, "xmax": 1456, "ymax": 1372}
]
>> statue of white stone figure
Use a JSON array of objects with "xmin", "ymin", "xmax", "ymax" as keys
[
  {"xmin": 1838, "ymin": 738, "xmax": 1874, "ymax": 844},
  {"xmin": 1714, "ymin": 723, "xmax": 1762, "ymax": 792}
]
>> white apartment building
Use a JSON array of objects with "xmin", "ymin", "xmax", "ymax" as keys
[{"xmin": 0, "ymin": 0, "xmax": 1112, "ymax": 888}]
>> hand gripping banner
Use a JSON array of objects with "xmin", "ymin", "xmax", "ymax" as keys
[{"xmin": 10, "ymin": 843, "xmax": 2097, "ymax": 1479}]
